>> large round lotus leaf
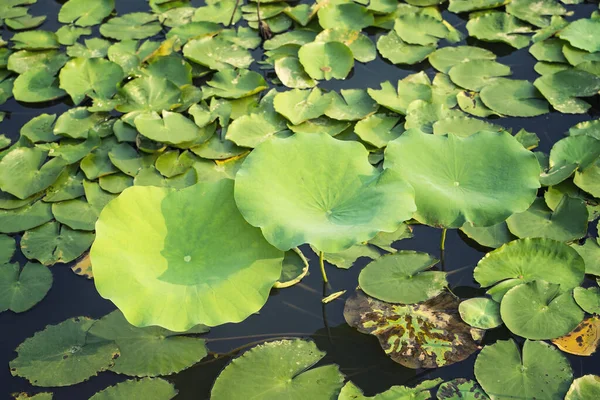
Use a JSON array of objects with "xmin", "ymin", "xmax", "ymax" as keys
[
  {"xmin": 89, "ymin": 378, "xmax": 177, "ymax": 400},
  {"xmin": 358, "ymin": 251, "xmax": 446, "ymax": 304},
  {"xmin": 558, "ymin": 19, "xmax": 600, "ymax": 53},
  {"xmin": 459, "ymin": 297, "xmax": 502, "ymax": 329},
  {"xmin": 534, "ymin": 69, "xmax": 600, "ymax": 114},
  {"xmin": 428, "ymin": 46, "xmax": 496, "ymax": 74},
  {"xmin": 0, "ymin": 147, "xmax": 66, "ymax": 200},
  {"xmin": 0, "ymin": 262, "xmax": 52, "ymax": 313},
  {"xmin": 87, "ymin": 310, "xmax": 208, "ymax": 376},
  {"xmin": 573, "ymin": 286, "xmax": 600, "ymax": 314},
  {"xmin": 9, "ymin": 317, "xmax": 120, "ymax": 387},
  {"xmin": 298, "ymin": 41, "xmax": 354, "ymax": 81},
  {"xmin": 91, "ymin": 180, "xmax": 284, "ymax": 331},
  {"xmin": 0, "ymin": 234, "xmax": 15, "ymax": 264},
  {"xmin": 234, "ymin": 133, "xmax": 416, "ymax": 253},
  {"xmin": 384, "ymin": 129, "xmax": 540, "ymax": 228},
  {"xmin": 506, "ymin": 196, "xmax": 588, "ymax": 242},
  {"xmin": 210, "ymin": 339, "xmax": 344, "ymax": 400},
  {"xmin": 479, "ymin": 78, "xmax": 549, "ymax": 117},
  {"xmin": 474, "ymin": 238, "xmax": 585, "ymax": 300},
  {"xmin": 437, "ymin": 379, "xmax": 489, "ymax": 400},
  {"xmin": 377, "ymin": 31, "xmax": 436, "ymax": 65},
  {"xmin": 474, "ymin": 339, "xmax": 573, "ymax": 400},
  {"xmin": 466, "ymin": 12, "xmax": 532, "ymax": 49},
  {"xmin": 20, "ymin": 221, "xmax": 94, "ymax": 266},
  {"xmin": 59, "ymin": 0, "xmax": 114, "ymax": 27},
  {"xmin": 448, "ymin": 60, "xmax": 511, "ymax": 91},
  {"xmin": 566, "ymin": 375, "xmax": 600, "ymax": 400},
  {"xmin": 339, "ymin": 379, "xmax": 442, "ymax": 400},
  {"xmin": 345, "ymin": 290, "xmax": 482, "ymax": 369},
  {"xmin": 500, "ymin": 280, "xmax": 584, "ymax": 339}
]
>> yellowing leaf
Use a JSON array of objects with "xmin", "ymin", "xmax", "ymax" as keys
[{"xmin": 552, "ymin": 317, "xmax": 600, "ymax": 356}]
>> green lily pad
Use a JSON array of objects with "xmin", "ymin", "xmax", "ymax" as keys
[
  {"xmin": 534, "ymin": 69, "xmax": 600, "ymax": 114},
  {"xmin": 99, "ymin": 174, "xmax": 133, "ymax": 194},
  {"xmin": 87, "ymin": 310, "xmax": 208, "ymax": 376},
  {"xmin": 459, "ymin": 297, "xmax": 502, "ymax": 329},
  {"xmin": 339, "ymin": 379, "xmax": 442, "ymax": 400},
  {"xmin": 558, "ymin": 19, "xmax": 600, "ymax": 53},
  {"xmin": 193, "ymin": 0, "xmax": 241, "ymax": 25},
  {"xmin": 318, "ymin": 243, "xmax": 382, "ymax": 270},
  {"xmin": 479, "ymin": 79, "xmax": 549, "ymax": 117},
  {"xmin": 59, "ymin": 0, "xmax": 114, "ymax": 27},
  {"xmin": 202, "ymin": 69, "xmax": 267, "ymax": 99},
  {"xmin": 428, "ymin": 45, "xmax": 496, "ymax": 74},
  {"xmin": 20, "ymin": 114, "xmax": 58, "ymax": 143},
  {"xmin": 12, "ymin": 31, "xmax": 59, "ymax": 51},
  {"xmin": 0, "ymin": 234, "xmax": 15, "ymax": 264},
  {"xmin": 345, "ymin": 290, "xmax": 482, "ymax": 369},
  {"xmin": 134, "ymin": 111, "xmax": 207, "ymax": 146},
  {"xmin": 100, "ymin": 12, "xmax": 161, "ymax": 41},
  {"xmin": 89, "ymin": 378, "xmax": 177, "ymax": 400},
  {"xmin": 460, "ymin": 221, "xmax": 515, "ymax": 249},
  {"xmin": 456, "ymin": 91, "xmax": 497, "ymax": 118},
  {"xmin": 474, "ymin": 238, "xmax": 585, "ymax": 301},
  {"xmin": 0, "ymin": 147, "xmax": 66, "ymax": 200},
  {"xmin": 234, "ymin": 133, "xmax": 416, "ymax": 253},
  {"xmin": 20, "ymin": 222, "xmax": 94, "ymax": 266},
  {"xmin": 475, "ymin": 339, "xmax": 573, "ymax": 400},
  {"xmin": 0, "ymin": 262, "xmax": 52, "ymax": 313},
  {"xmin": 354, "ymin": 113, "xmax": 403, "ymax": 148},
  {"xmin": 448, "ymin": 0, "xmax": 509, "ymax": 13},
  {"xmin": 325, "ymin": 89, "xmax": 379, "ymax": 121},
  {"xmin": 273, "ymin": 88, "xmax": 331, "ymax": 125},
  {"xmin": 506, "ymin": 196, "xmax": 588, "ymax": 242},
  {"xmin": 501, "ymin": 280, "xmax": 584, "ymax": 339},
  {"xmin": 183, "ymin": 35, "xmax": 254, "ymax": 71},
  {"xmin": 274, "ymin": 56, "xmax": 317, "ymax": 89},
  {"xmin": 315, "ymin": 29, "xmax": 376, "ymax": 63},
  {"xmin": 394, "ymin": 13, "xmax": 449, "ymax": 46},
  {"xmin": 448, "ymin": 60, "xmax": 511, "ymax": 91},
  {"xmin": 566, "ymin": 375, "xmax": 600, "ymax": 400},
  {"xmin": 573, "ymin": 286, "xmax": 600, "ymax": 314},
  {"xmin": 116, "ymin": 76, "xmax": 181, "ymax": 114},
  {"xmin": 91, "ymin": 180, "xmax": 283, "ymax": 331},
  {"xmin": 437, "ymin": 379, "xmax": 490, "ymax": 400},
  {"xmin": 506, "ymin": 0, "xmax": 567, "ymax": 28},
  {"xmin": 52, "ymin": 181, "xmax": 116, "ymax": 231},
  {"xmin": 59, "ymin": 57, "xmax": 124, "ymax": 105},
  {"xmin": 13, "ymin": 66, "xmax": 66, "ymax": 103},
  {"xmin": 384, "ymin": 129, "xmax": 540, "ymax": 228},
  {"xmin": 0, "ymin": 201, "xmax": 53, "ymax": 234},
  {"xmin": 530, "ymin": 38, "xmax": 569, "ymax": 63},
  {"xmin": 405, "ymin": 101, "xmax": 465, "ymax": 134},
  {"xmin": 466, "ymin": 12, "xmax": 532, "ymax": 49},
  {"xmin": 432, "ymin": 116, "xmax": 503, "ymax": 137},
  {"xmin": 377, "ymin": 31, "xmax": 436, "ymax": 65},
  {"xmin": 10, "ymin": 317, "xmax": 119, "ymax": 386},
  {"xmin": 317, "ymin": 2, "xmax": 373, "ymax": 30},
  {"xmin": 368, "ymin": 73, "xmax": 431, "ymax": 115},
  {"xmin": 358, "ymin": 251, "xmax": 446, "ymax": 304},
  {"xmin": 298, "ymin": 41, "xmax": 354, "ymax": 81},
  {"xmin": 211, "ymin": 339, "xmax": 344, "ymax": 400}
]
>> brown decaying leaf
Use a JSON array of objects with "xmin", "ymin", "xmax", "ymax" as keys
[
  {"xmin": 552, "ymin": 316, "xmax": 600, "ymax": 356},
  {"xmin": 71, "ymin": 253, "xmax": 93, "ymax": 279}
]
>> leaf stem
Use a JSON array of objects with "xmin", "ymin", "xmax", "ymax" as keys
[
  {"xmin": 228, "ymin": 0, "xmax": 240, "ymax": 26},
  {"xmin": 440, "ymin": 228, "xmax": 447, "ymax": 252},
  {"xmin": 319, "ymin": 251, "xmax": 329, "ymax": 283}
]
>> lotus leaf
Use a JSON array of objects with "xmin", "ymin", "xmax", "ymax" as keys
[
  {"xmin": 474, "ymin": 238, "xmax": 585, "ymax": 301},
  {"xmin": 530, "ymin": 38, "xmax": 568, "ymax": 63},
  {"xmin": 315, "ymin": 29, "xmax": 376, "ymax": 63},
  {"xmin": 553, "ymin": 317, "xmax": 600, "ymax": 356},
  {"xmin": 87, "ymin": 310, "xmax": 208, "ymax": 376},
  {"xmin": 288, "ymin": 116, "xmax": 350, "ymax": 136},
  {"xmin": 10, "ymin": 317, "xmax": 119, "ymax": 386},
  {"xmin": 59, "ymin": 58, "xmax": 124, "ymax": 105},
  {"xmin": 134, "ymin": 111, "xmax": 206, "ymax": 146},
  {"xmin": 514, "ymin": 129, "xmax": 541, "ymax": 150},
  {"xmin": 354, "ymin": 113, "xmax": 403, "ymax": 148},
  {"xmin": 566, "ymin": 375, "xmax": 600, "ymax": 400},
  {"xmin": 448, "ymin": 0, "xmax": 509, "ymax": 13},
  {"xmin": 506, "ymin": 0, "xmax": 567, "ymax": 28},
  {"xmin": 339, "ymin": 379, "xmax": 442, "ymax": 400},
  {"xmin": 479, "ymin": 79, "xmax": 549, "ymax": 117},
  {"xmin": 210, "ymin": 339, "xmax": 344, "ymax": 400},
  {"xmin": 0, "ymin": 262, "xmax": 51, "ymax": 313},
  {"xmin": 394, "ymin": 13, "xmax": 449, "ymax": 46},
  {"xmin": 0, "ymin": 201, "xmax": 53, "ymax": 234},
  {"xmin": 474, "ymin": 339, "xmax": 573, "ymax": 400},
  {"xmin": 99, "ymin": 174, "xmax": 133, "ymax": 194},
  {"xmin": 317, "ymin": 2, "xmax": 373, "ymax": 30},
  {"xmin": 428, "ymin": 46, "xmax": 496, "ymax": 74},
  {"xmin": 91, "ymin": 180, "xmax": 283, "ymax": 330},
  {"xmin": 405, "ymin": 101, "xmax": 465, "ymax": 134},
  {"xmin": 574, "ymin": 286, "xmax": 600, "ymax": 314},
  {"xmin": 559, "ymin": 19, "xmax": 600, "ymax": 53},
  {"xmin": 432, "ymin": 116, "xmax": 503, "ymax": 137},
  {"xmin": 368, "ymin": 74, "xmax": 431, "ymax": 115},
  {"xmin": 437, "ymin": 379, "xmax": 489, "ymax": 400},
  {"xmin": 534, "ymin": 69, "xmax": 600, "ymax": 114},
  {"xmin": 384, "ymin": 130, "xmax": 540, "ymax": 228},
  {"xmin": 298, "ymin": 41, "xmax": 354, "ymax": 81},
  {"xmin": 100, "ymin": 13, "xmax": 161, "ymax": 41},
  {"xmin": 20, "ymin": 114, "xmax": 58, "ymax": 143},
  {"xmin": 183, "ymin": 35, "xmax": 254, "ymax": 70},
  {"xmin": 456, "ymin": 91, "xmax": 497, "ymax": 118},
  {"xmin": 345, "ymin": 290, "xmax": 482, "ymax": 368},
  {"xmin": 274, "ymin": 56, "xmax": 317, "ymax": 89},
  {"xmin": 53, "ymin": 108, "xmax": 109, "ymax": 140},
  {"xmin": 500, "ymin": 280, "xmax": 584, "ymax": 339},
  {"xmin": 13, "ymin": 66, "xmax": 66, "ymax": 103},
  {"xmin": 273, "ymin": 88, "xmax": 331, "ymax": 125},
  {"xmin": 325, "ymin": 89, "xmax": 379, "ymax": 121},
  {"xmin": 377, "ymin": 31, "xmax": 435, "ymax": 65},
  {"xmin": 227, "ymin": 94, "xmax": 287, "ymax": 147},
  {"xmin": 52, "ymin": 181, "xmax": 116, "ymax": 231},
  {"xmin": 448, "ymin": 60, "xmax": 511, "ymax": 91},
  {"xmin": 90, "ymin": 378, "xmax": 177, "ymax": 400},
  {"xmin": 12, "ymin": 31, "xmax": 59, "ymax": 51},
  {"xmin": 461, "ymin": 221, "xmax": 515, "ymax": 249},
  {"xmin": 0, "ymin": 234, "xmax": 15, "ymax": 264},
  {"xmin": 466, "ymin": 12, "xmax": 532, "ymax": 49},
  {"xmin": 59, "ymin": 0, "xmax": 114, "ymax": 27},
  {"xmin": 317, "ymin": 243, "xmax": 381, "ymax": 270},
  {"xmin": 234, "ymin": 133, "xmax": 416, "ymax": 253},
  {"xmin": 20, "ymin": 222, "xmax": 94, "ymax": 266},
  {"xmin": 359, "ymin": 251, "xmax": 446, "ymax": 304},
  {"xmin": 0, "ymin": 147, "xmax": 66, "ymax": 200},
  {"xmin": 459, "ymin": 297, "xmax": 502, "ymax": 329},
  {"xmin": 193, "ymin": 0, "xmax": 241, "ymax": 25},
  {"xmin": 202, "ymin": 69, "xmax": 267, "ymax": 99},
  {"xmin": 116, "ymin": 76, "xmax": 181, "ymax": 114}
]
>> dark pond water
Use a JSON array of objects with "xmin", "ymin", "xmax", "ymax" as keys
[{"xmin": 1, "ymin": 1, "xmax": 600, "ymax": 399}]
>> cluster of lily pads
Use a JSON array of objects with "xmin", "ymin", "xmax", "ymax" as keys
[{"xmin": 3, "ymin": 0, "xmax": 600, "ymax": 398}]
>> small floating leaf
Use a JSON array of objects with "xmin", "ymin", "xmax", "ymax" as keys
[
  {"xmin": 20, "ymin": 222, "xmax": 94, "ymax": 266},
  {"xmin": 0, "ymin": 262, "xmax": 52, "ymax": 313},
  {"xmin": 459, "ymin": 297, "xmax": 502, "ymax": 329},
  {"xmin": 0, "ymin": 234, "xmax": 16, "ymax": 264},
  {"xmin": 558, "ymin": 19, "xmax": 600, "ymax": 53},
  {"xmin": 437, "ymin": 379, "xmax": 489, "ymax": 400},
  {"xmin": 574, "ymin": 286, "xmax": 600, "ymax": 314},
  {"xmin": 565, "ymin": 375, "xmax": 600, "ymax": 399},
  {"xmin": 339, "ymin": 379, "xmax": 443, "ymax": 400},
  {"xmin": 59, "ymin": 0, "xmax": 114, "ymax": 27},
  {"xmin": 89, "ymin": 378, "xmax": 177, "ymax": 400},
  {"xmin": 298, "ymin": 41, "xmax": 354, "ymax": 81}
]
